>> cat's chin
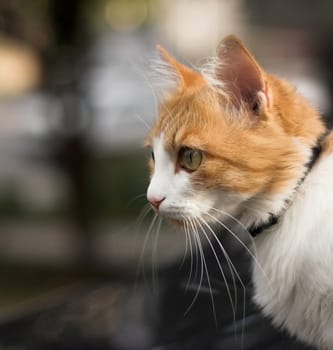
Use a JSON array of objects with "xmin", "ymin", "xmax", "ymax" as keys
[
  {"xmin": 157, "ymin": 212, "xmax": 185, "ymax": 227},
  {"xmin": 156, "ymin": 210, "xmax": 190, "ymax": 228},
  {"xmin": 161, "ymin": 212, "xmax": 214, "ymax": 229},
  {"xmin": 168, "ymin": 218, "xmax": 184, "ymax": 228},
  {"xmin": 157, "ymin": 207, "xmax": 186, "ymax": 221}
]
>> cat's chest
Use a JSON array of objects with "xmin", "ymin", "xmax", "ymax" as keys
[
  {"xmin": 251, "ymin": 154, "xmax": 333, "ymax": 346},
  {"xmin": 253, "ymin": 154, "xmax": 333, "ymax": 291}
]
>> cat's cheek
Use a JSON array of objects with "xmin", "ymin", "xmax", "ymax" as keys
[{"xmin": 209, "ymin": 189, "xmax": 250, "ymax": 218}]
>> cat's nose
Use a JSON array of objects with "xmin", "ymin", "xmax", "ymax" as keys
[{"xmin": 148, "ymin": 196, "xmax": 166, "ymax": 210}]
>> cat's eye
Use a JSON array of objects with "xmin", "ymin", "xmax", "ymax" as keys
[
  {"xmin": 151, "ymin": 151, "xmax": 155, "ymax": 162},
  {"xmin": 179, "ymin": 147, "xmax": 202, "ymax": 172}
]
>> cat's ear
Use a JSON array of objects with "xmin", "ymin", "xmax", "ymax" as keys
[
  {"xmin": 215, "ymin": 35, "xmax": 272, "ymax": 114},
  {"xmin": 157, "ymin": 45, "xmax": 205, "ymax": 90}
]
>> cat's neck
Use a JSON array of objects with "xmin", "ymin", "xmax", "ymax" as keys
[
  {"xmin": 267, "ymin": 74, "xmax": 325, "ymax": 147},
  {"xmin": 244, "ymin": 143, "xmax": 322, "ymax": 234},
  {"xmin": 239, "ymin": 75, "xmax": 326, "ymax": 230}
]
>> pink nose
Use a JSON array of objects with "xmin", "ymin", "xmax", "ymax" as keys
[{"xmin": 148, "ymin": 196, "xmax": 166, "ymax": 210}]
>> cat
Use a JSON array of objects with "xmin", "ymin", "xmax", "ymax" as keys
[{"xmin": 145, "ymin": 35, "xmax": 333, "ymax": 349}]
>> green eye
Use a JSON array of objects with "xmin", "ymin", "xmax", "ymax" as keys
[{"xmin": 179, "ymin": 147, "xmax": 203, "ymax": 172}]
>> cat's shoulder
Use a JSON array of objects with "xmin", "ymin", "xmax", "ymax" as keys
[{"xmin": 321, "ymin": 130, "xmax": 333, "ymax": 156}]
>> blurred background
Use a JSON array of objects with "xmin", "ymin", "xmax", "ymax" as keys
[{"xmin": 0, "ymin": 0, "xmax": 332, "ymax": 349}]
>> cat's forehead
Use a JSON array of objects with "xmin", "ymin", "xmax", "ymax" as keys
[
  {"xmin": 148, "ymin": 115, "xmax": 203, "ymax": 152},
  {"xmin": 147, "ymin": 89, "xmax": 222, "ymax": 150}
]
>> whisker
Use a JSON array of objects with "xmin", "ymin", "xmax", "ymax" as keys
[
  {"xmin": 134, "ymin": 113, "xmax": 152, "ymax": 132},
  {"xmin": 136, "ymin": 213, "xmax": 158, "ymax": 285},
  {"xmin": 185, "ymin": 219, "xmax": 195, "ymax": 291},
  {"xmin": 135, "ymin": 203, "xmax": 152, "ymax": 226},
  {"xmin": 210, "ymin": 208, "xmax": 254, "ymax": 241},
  {"xmin": 209, "ymin": 207, "xmax": 257, "ymax": 259},
  {"xmin": 195, "ymin": 217, "xmax": 233, "ymax": 328},
  {"xmin": 179, "ymin": 219, "xmax": 189, "ymax": 271},
  {"xmin": 184, "ymin": 218, "xmax": 204, "ymax": 316},
  {"xmin": 181, "ymin": 218, "xmax": 197, "ymax": 292},
  {"xmin": 199, "ymin": 215, "xmax": 247, "ymax": 348},
  {"xmin": 179, "ymin": 219, "xmax": 197, "ymax": 293},
  {"xmin": 133, "ymin": 204, "xmax": 153, "ymax": 274},
  {"xmin": 189, "ymin": 219, "xmax": 200, "ymax": 290},
  {"xmin": 197, "ymin": 217, "xmax": 237, "ymax": 322},
  {"xmin": 193, "ymin": 217, "xmax": 218, "ymax": 327},
  {"xmin": 152, "ymin": 216, "xmax": 163, "ymax": 294},
  {"xmin": 128, "ymin": 193, "xmax": 147, "ymax": 206},
  {"xmin": 206, "ymin": 211, "xmax": 271, "ymax": 290}
]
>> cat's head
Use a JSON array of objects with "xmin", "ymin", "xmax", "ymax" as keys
[{"xmin": 146, "ymin": 35, "xmax": 325, "ymax": 229}]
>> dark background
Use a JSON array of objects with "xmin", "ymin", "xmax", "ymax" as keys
[{"xmin": 0, "ymin": 0, "xmax": 331, "ymax": 349}]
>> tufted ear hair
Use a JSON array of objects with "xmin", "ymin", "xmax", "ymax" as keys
[
  {"xmin": 215, "ymin": 35, "xmax": 272, "ymax": 114},
  {"xmin": 157, "ymin": 45, "xmax": 205, "ymax": 90}
]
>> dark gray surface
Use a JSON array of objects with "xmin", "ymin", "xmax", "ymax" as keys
[{"xmin": 0, "ymin": 230, "xmax": 316, "ymax": 350}]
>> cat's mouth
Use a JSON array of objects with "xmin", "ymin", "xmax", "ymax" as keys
[
  {"xmin": 169, "ymin": 218, "xmax": 184, "ymax": 227},
  {"xmin": 152, "ymin": 206, "xmax": 189, "ymax": 226},
  {"xmin": 156, "ymin": 207, "xmax": 211, "ymax": 228},
  {"xmin": 157, "ymin": 210, "xmax": 185, "ymax": 223}
]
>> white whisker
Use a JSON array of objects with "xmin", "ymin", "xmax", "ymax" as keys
[
  {"xmin": 180, "ymin": 219, "xmax": 196, "ymax": 293},
  {"xmin": 190, "ymin": 220, "xmax": 200, "ymax": 289},
  {"xmin": 184, "ymin": 218, "xmax": 205, "ymax": 316},
  {"xmin": 129, "ymin": 193, "xmax": 147, "ymax": 205},
  {"xmin": 193, "ymin": 217, "xmax": 218, "ymax": 327},
  {"xmin": 199, "ymin": 215, "xmax": 246, "ymax": 348},
  {"xmin": 152, "ymin": 216, "xmax": 163, "ymax": 294},
  {"xmin": 197, "ymin": 217, "xmax": 237, "ymax": 320},
  {"xmin": 136, "ymin": 213, "xmax": 158, "ymax": 285},
  {"xmin": 179, "ymin": 219, "xmax": 189, "ymax": 270},
  {"xmin": 134, "ymin": 113, "xmax": 151, "ymax": 132},
  {"xmin": 186, "ymin": 219, "xmax": 195, "ymax": 290},
  {"xmin": 135, "ymin": 203, "xmax": 152, "ymax": 227},
  {"xmin": 206, "ymin": 211, "xmax": 271, "ymax": 290}
]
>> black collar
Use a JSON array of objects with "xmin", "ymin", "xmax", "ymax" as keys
[{"xmin": 249, "ymin": 143, "xmax": 322, "ymax": 237}]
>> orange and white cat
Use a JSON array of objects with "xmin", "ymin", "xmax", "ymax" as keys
[{"xmin": 145, "ymin": 35, "xmax": 333, "ymax": 349}]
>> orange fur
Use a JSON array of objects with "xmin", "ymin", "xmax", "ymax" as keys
[
  {"xmin": 148, "ymin": 36, "xmax": 326, "ymax": 196},
  {"xmin": 157, "ymin": 45, "xmax": 205, "ymax": 91}
]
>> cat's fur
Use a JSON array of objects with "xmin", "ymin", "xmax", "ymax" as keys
[{"xmin": 146, "ymin": 35, "xmax": 333, "ymax": 349}]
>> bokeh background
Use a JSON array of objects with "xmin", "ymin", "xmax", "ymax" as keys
[{"xmin": 0, "ymin": 0, "xmax": 332, "ymax": 349}]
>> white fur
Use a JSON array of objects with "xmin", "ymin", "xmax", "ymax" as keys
[
  {"xmin": 148, "ymin": 134, "xmax": 249, "ymax": 222},
  {"xmin": 200, "ymin": 56, "xmax": 227, "ymax": 94},
  {"xmin": 252, "ymin": 153, "xmax": 333, "ymax": 349},
  {"xmin": 147, "ymin": 134, "xmax": 217, "ymax": 221},
  {"xmin": 149, "ymin": 55, "xmax": 180, "ymax": 96},
  {"xmin": 147, "ymin": 133, "xmax": 333, "ymax": 349}
]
